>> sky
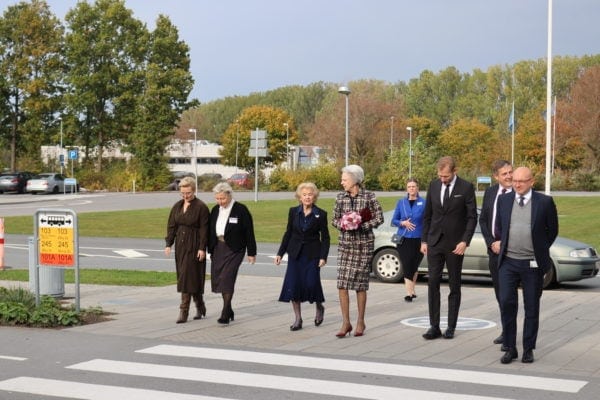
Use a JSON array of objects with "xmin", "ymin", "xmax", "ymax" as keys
[{"xmin": 6, "ymin": 0, "xmax": 600, "ymax": 103}]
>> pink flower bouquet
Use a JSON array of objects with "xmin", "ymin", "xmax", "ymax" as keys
[{"xmin": 340, "ymin": 211, "xmax": 362, "ymax": 231}]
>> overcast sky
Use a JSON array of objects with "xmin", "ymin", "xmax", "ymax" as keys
[{"xmin": 11, "ymin": 0, "xmax": 600, "ymax": 102}]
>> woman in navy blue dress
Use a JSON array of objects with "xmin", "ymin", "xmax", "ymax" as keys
[{"xmin": 275, "ymin": 182, "xmax": 330, "ymax": 331}]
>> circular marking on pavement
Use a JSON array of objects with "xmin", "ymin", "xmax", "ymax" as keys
[{"xmin": 401, "ymin": 316, "xmax": 497, "ymax": 330}]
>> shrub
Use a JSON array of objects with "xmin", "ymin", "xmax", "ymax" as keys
[{"xmin": 0, "ymin": 287, "xmax": 103, "ymax": 328}]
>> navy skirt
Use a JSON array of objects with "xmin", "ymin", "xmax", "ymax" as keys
[{"xmin": 278, "ymin": 254, "xmax": 325, "ymax": 303}]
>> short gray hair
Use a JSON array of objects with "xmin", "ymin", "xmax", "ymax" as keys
[
  {"xmin": 212, "ymin": 181, "xmax": 233, "ymax": 195},
  {"xmin": 341, "ymin": 164, "xmax": 364, "ymax": 185}
]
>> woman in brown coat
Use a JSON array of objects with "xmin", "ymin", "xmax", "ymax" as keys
[{"xmin": 165, "ymin": 176, "xmax": 210, "ymax": 323}]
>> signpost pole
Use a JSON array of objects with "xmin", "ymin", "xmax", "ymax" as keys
[{"xmin": 34, "ymin": 208, "xmax": 79, "ymax": 310}]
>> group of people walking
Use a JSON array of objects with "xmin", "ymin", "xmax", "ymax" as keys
[
  {"xmin": 165, "ymin": 156, "xmax": 558, "ymax": 364},
  {"xmin": 165, "ymin": 178, "xmax": 256, "ymax": 325}
]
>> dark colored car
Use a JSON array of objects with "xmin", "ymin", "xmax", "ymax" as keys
[
  {"xmin": 166, "ymin": 172, "xmax": 195, "ymax": 191},
  {"xmin": 0, "ymin": 171, "xmax": 33, "ymax": 194}
]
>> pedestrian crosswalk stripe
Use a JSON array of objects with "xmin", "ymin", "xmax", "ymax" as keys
[
  {"xmin": 0, "ymin": 355, "xmax": 27, "ymax": 361},
  {"xmin": 67, "ymin": 358, "xmax": 515, "ymax": 400},
  {"xmin": 113, "ymin": 249, "xmax": 149, "ymax": 258},
  {"xmin": 137, "ymin": 345, "xmax": 587, "ymax": 393},
  {"xmin": 0, "ymin": 377, "xmax": 231, "ymax": 400}
]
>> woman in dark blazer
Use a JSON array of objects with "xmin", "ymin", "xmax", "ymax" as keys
[
  {"xmin": 208, "ymin": 182, "xmax": 256, "ymax": 324},
  {"xmin": 275, "ymin": 182, "xmax": 330, "ymax": 331}
]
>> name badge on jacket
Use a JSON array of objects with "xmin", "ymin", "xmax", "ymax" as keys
[{"xmin": 229, "ymin": 217, "xmax": 238, "ymax": 224}]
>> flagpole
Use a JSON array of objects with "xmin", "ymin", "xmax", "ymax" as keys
[
  {"xmin": 510, "ymin": 101, "xmax": 515, "ymax": 165},
  {"xmin": 552, "ymin": 95, "xmax": 556, "ymax": 175},
  {"xmin": 545, "ymin": 0, "xmax": 553, "ymax": 194}
]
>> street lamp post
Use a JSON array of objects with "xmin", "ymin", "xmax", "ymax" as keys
[
  {"xmin": 390, "ymin": 116, "xmax": 394, "ymax": 156},
  {"xmin": 58, "ymin": 117, "xmax": 63, "ymax": 175},
  {"xmin": 406, "ymin": 126, "xmax": 413, "ymax": 178},
  {"xmin": 235, "ymin": 120, "xmax": 239, "ymax": 174},
  {"xmin": 338, "ymin": 86, "xmax": 351, "ymax": 166},
  {"xmin": 188, "ymin": 128, "xmax": 198, "ymax": 197},
  {"xmin": 283, "ymin": 122, "xmax": 289, "ymax": 169}
]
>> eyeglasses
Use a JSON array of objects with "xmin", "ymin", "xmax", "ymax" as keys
[
  {"xmin": 180, "ymin": 191, "xmax": 194, "ymax": 197},
  {"xmin": 513, "ymin": 178, "xmax": 532, "ymax": 184}
]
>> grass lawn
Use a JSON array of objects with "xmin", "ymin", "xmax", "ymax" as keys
[
  {"xmin": 1, "ymin": 196, "xmax": 598, "ymax": 286},
  {"xmin": 2, "ymin": 196, "xmax": 598, "ymax": 249},
  {"xmin": 0, "ymin": 269, "xmax": 178, "ymax": 286}
]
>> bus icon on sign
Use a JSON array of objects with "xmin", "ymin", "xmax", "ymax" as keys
[{"xmin": 40, "ymin": 215, "xmax": 69, "ymax": 226}]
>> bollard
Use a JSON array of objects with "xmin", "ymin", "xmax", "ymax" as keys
[{"xmin": 0, "ymin": 217, "xmax": 5, "ymax": 270}]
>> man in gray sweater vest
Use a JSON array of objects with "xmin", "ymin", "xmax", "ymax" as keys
[{"xmin": 494, "ymin": 167, "xmax": 558, "ymax": 364}]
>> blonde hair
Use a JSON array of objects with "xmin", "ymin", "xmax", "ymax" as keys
[
  {"xmin": 179, "ymin": 176, "xmax": 196, "ymax": 191},
  {"xmin": 295, "ymin": 182, "xmax": 320, "ymax": 202}
]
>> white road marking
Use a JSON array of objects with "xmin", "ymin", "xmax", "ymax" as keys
[
  {"xmin": 137, "ymin": 345, "xmax": 588, "ymax": 394},
  {"xmin": 113, "ymin": 249, "xmax": 149, "ymax": 258},
  {"xmin": 0, "ymin": 355, "xmax": 27, "ymax": 361},
  {"xmin": 67, "ymin": 359, "xmax": 511, "ymax": 400},
  {"xmin": 0, "ymin": 377, "xmax": 229, "ymax": 400}
]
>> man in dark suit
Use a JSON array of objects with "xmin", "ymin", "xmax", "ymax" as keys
[
  {"xmin": 495, "ymin": 167, "xmax": 558, "ymax": 364},
  {"xmin": 479, "ymin": 160, "xmax": 513, "ymax": 347},
  {"xmin": 420, "ymin": 156, "xmax": 478, "ymax": 340}
]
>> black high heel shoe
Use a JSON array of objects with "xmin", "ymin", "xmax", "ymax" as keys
[
  {"xmin": 290, "ymin": 319, "xmax": 303, "ymax": 331},
  {"xmin": 314, "ymin": 304, "xmax": 325, "ymax": 326},
  {"xmin": 217, "ymin": 309, "xmax": 234, "ymax": 324},
  {"xmin": 193, "ymin": 302, "xmax": 206, "ymax": 320}
]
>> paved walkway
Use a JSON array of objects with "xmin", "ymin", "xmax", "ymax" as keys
[{"xmin": 3, "ymin": 275, "xmax": 599, "ymax": 378}]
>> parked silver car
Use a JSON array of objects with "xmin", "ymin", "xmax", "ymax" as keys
[
  {"xmin": 26, "ymin": 173, "xmax": 67, "ymax": 194},
  {"xmin": 372, "ymin": 210, "xmax": 599, "ymax": 288},
  {"xmin": 0, "ymin": 171, "xmax": 33, "ymax": 194}
]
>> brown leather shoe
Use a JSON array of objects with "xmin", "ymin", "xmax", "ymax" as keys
[{"xmin": 176, "ymin": 309, "xmax": 188, "ymax": 324}]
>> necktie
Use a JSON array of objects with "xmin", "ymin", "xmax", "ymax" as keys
[
  {"xmin": 493, "ymin": 188, "xmax": 507, "ymax": 240},
  {"xmin": 443, "ymin": 184, "xmax": 450, "ymax": 205},
  {"xmin": 519, "ymin": 196, "xmax": 525, "ymax": 207}
]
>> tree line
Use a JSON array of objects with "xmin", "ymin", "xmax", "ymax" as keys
[
  {"xmin": 2, "ymin": 1, "xmax": 599, "ymax": 191},
  {"xmin": 0, "ymin": 0, "xmax": 193, "ymax": 190},
  {"xmin": 184, "ymin": 57, "xmax": 600, "ymax": 191}
]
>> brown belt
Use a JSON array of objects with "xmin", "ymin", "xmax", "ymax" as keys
[{"xmin": 217, "ymin": 235, "xmax": 225, "ymax": 242}]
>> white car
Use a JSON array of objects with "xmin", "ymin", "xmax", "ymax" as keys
[
  {"xmin": 372, "ymin": 210, "xmax": 600, "ymax": 289},
  {"xmin": 26, "ymin": 173, "xmax": 67, "ymax": 194}
]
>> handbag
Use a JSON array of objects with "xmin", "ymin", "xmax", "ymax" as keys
[{"xmin": 391, "ymin": 233, "xmax": 404, "ymax": 245}]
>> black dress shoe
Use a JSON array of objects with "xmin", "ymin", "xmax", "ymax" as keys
[
  {"xmin": 443, "ymin": 328, "xmax": 455, "ymax": 339},
  {"xmin": 493, "ymin": 334, "xmax": 504, "ymax": 344},
  {"xmin": 500, "ymin": 344, "xmax": 509, "ymax": 352},
  {"xmin": 404, "ymin": 295, "xmax": 413, "ymax": 302},
  {"xmin": 422, "ymin": 327, "xmax": 442, "ymax": 340},
  {"xmin": 521, "ymin": 349, "xmax": 534, "ymax": 363},
  {"xmin": 501, "ymin": 348, "xmax": 518, "ymax": 364},
  {"xmin": 290, "ymin": 319, "xmax": 303, "ymax": 331}
]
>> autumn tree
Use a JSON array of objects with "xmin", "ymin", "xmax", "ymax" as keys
[
  {"xmin": 558, "ymin": 66, "xmax": 600, "ymax": 174},
  {"xmin": 438, "ymin": 118, "xmax": 500, "ymax": 177},
  {"xmin": 219, "ymin": 105, "xmax": 295, "ymax": 171},
  {"xmin": 307, "ymin": 80, "xmax": 401, "ymax": 175}
]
